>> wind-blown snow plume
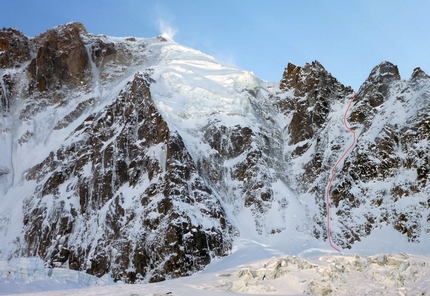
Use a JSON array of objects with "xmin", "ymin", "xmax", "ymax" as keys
[{"xmin": 157, "ymin": 19, "xmax": 177, "ymax": 39}]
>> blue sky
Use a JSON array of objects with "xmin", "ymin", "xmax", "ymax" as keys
[{"xmin": 1, "ymin": 1, "xmax": 429, "ymax": 90}]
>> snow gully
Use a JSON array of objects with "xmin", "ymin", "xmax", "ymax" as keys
[{"xmin": 325, "ymin": 92, "xmax": 357, "ymax": 252}]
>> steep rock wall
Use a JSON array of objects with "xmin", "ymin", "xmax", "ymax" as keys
[{"xmin": 22, "ymin": 73, "xmax": 234, "ymax": 282}]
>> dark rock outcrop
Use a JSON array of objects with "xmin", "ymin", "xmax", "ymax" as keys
[
  {"xmin": 0, "ymin": 28, "xmax": 31, "ymax": 68},
  {"xmin": 27, "ymin": 22, "xmax": 90, "ymax": 92},
  {"xmin": 279, "ymin": 61, "xmax": 352, "ymax": 146}
]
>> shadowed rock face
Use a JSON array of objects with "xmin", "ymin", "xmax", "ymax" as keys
[{"xmin": 23, "ymin": 73, "xmax": 234, "ymax": 283}]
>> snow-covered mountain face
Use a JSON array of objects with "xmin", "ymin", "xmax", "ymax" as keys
[
  {"xmin": 0, "ymin": 22, "xmax": 429, "ymax": 283},
  {"xmin": 275, "ymin": 61, "xmax": 430, "ymax": 249},
  {"xmin": 0, "ymin": 23, "xmax": 235, "ymax": 283}
]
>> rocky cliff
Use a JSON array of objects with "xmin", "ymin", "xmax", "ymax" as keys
[
  {"xmin": 0, "ymin": 22, "xmax": 428, "ymax": 282},
  {"xmin": 274, "ymin": 60, "xmax": 430, "ymax": 249}
]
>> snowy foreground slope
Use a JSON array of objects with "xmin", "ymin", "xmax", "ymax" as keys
[
  {"xmin": 2, "ymin": 238, "xmax": 430, "ymax": 295},
  {"xmin": 0, "ymin": 22, "xmax": 429, "ymax": 294}
]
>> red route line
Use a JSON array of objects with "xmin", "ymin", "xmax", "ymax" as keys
[{"xmin": 325, "ymin": 92, "xmax": 357, "ymax": 252}]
